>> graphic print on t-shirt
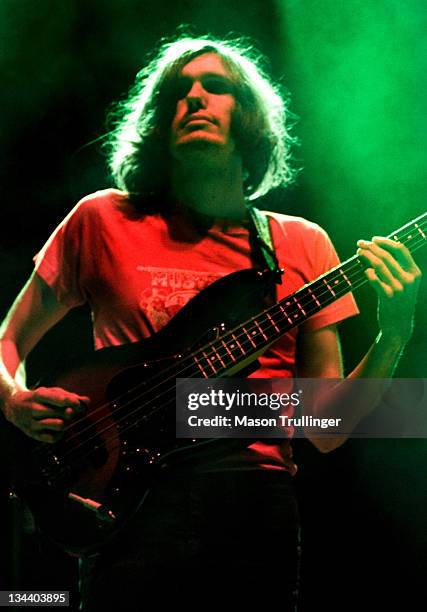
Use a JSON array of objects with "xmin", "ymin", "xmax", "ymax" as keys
[{"xmin": 137, "ymin": 267, "xmax": 225, "ymax": 332}]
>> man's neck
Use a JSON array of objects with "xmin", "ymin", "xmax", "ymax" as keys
[{"xmin": 170, "ymin": 155, "xmax": 247, "ymax": 220}]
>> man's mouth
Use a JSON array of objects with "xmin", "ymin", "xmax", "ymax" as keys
[{"xmin": 181, "ymin": 114, "xmax": 215, "ymax": 128}]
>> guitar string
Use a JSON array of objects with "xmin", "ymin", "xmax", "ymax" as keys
[
  {"xmin": 40, "ymin": 233, "xmax": 427, "ymax": 484},
  {"xmin": 59, "ymin": 216, "xmax": 427, "ymax": 441},
  {"xmin": 37, "ymin": 269, "xmax": 375, "ymax": 483},
  {"xmin": 34, "ymin": 220, "xmax": 427, "ymax": 474},
  {"xmin": 55, "ymin": 215, "xmax": 427, "ymax": 444},
  {"xmin": 37, "ymin": 219, "xmax": 427, "ymax": 468},
  {"xmin": 60, "ymin": 254, "xmax": 366, "ymax": 440},
  {"xmin": 38, "ymin": 228, "xmax": 422, "ymax": 478},
  {"xmin": 36, "ymin": 222, "xmax": 427, "ymax": 467}
]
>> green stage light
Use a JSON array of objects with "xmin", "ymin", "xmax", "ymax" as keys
[{"xmin": 275, "ymin": 1, "xmax": 427, "ymax": 233}]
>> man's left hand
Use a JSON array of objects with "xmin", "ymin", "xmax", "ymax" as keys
[{"xmin": 357, "ymin": 236, "xmax": 422, "ymax": 345}]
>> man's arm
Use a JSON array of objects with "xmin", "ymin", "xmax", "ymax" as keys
[
  {"xmin": 296, "ymin": 236, "xmax": 422, "ymax": 452},
  {"xmin": 0, "ymin": 271, "xmax": 89, "ymax": 443}
]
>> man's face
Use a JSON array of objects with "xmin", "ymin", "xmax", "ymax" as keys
[{"xmin": 169, "ymin": 53, "xmax": 237, "ymax": 161}]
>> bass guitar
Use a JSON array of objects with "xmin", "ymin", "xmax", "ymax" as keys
[{"xmin": 2, "ymin": 212, "xmax": 426, "ymax": 554}]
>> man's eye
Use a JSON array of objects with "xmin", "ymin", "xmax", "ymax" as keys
[
  {"xmin": 170, "ymin": 76, "xmax": 233, "ymax": 99},
  {"xmin": 172, "ymin": 77, "xmax": 192, "ymax": 100},
  {"xmin": 202, "ymin": 77, "xmax": 233, "ymax": 94}
]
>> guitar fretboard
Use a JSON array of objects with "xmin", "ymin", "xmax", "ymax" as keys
[{"xmin": 186, "ymin": 212, "xmax": 427, "ymax": 378}]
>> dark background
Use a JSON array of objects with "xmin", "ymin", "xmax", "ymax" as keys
[{"xmin": 1, "ymin": 1, "xmax": 426, "ymax": 609}]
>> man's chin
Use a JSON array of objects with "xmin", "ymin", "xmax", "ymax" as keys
[
  {"xmin": 172, "ymin": 136, "xmax": 234, "ymax": 161},
  {"xmin": 177, "ymin": 134, "xmax": 221, "ymax": 148}
]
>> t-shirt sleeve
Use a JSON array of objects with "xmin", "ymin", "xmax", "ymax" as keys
[
  {"xmin": 33, "ymin": 200, "xmax": 89, "ymax": 308},
  {"xmin": 301, "ymin": 223, "xmax": 359, "ymax": 331}
]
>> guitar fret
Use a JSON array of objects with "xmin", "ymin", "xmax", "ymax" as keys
[
  {"xmin": 415, "ymin": 223, "xmax": 426, "ymax": 240},
  {"xmin": 193, "ymin": 355, "xmax": 209, "ymax": 378},
  {"xmin": 266, "ymin": 312, "xmax": 280, "ymax": 332},
  {"xmin": 215, "ymin": 348, "xmax": 227, "ymax": 369},
  {"xmin": 339, "ymin": 269, "xmax": 352, "ymax": 287},
  {"xmin": 202, "ymin": 350, "xmax": 217, "ymax": 374},
  {"xmin": 307, "ymin": 287, "xmax": 321, "ymax": 307},
  {"xmin": 279, "ymin": 304, "xmax": 293, "ymax": 324},
  {"xmin": 242, "ymin": 326, "xmax": 257, "ymax": 348},
  {"xmin": 209, "ymin": 346, "xmax": 227, "ymax": 369},
  {"xmin": 322, "ymin": 278, "xmax": 336, "ymax": 296},
  {"xmin": 221, "ymin": 339, "xmax": 236, "ymax": 362},
  {"xmin": 285, "ymin": 301, "xmax": 300, "ymax": 320},
  {"xmin": 293, "ymin": 296, "xmax": 306, "ymax": 316},
  {"xmin": 254, "ymin": 320, "xmax": 268, "ymax": 341},
  {"xmin": 231, "ymin": 333, "xmax": 246, "ymax": 355}
]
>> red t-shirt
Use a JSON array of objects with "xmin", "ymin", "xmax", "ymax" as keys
[{"xmin": 34, "ymin": 189, "xmax": 359, "ymax": 473}]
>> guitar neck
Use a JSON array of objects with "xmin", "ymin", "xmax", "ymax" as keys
[{"xmin": 188, "ymin": 212, "xmax": 427, "ymax": 378}]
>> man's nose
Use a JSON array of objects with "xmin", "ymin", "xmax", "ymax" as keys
[{"xmin": 186, "ymin": 82, "xmax": 206, "ymax": 109}]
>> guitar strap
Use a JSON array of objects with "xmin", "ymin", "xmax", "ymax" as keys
[{"xmin": 247, "ymin": 205, "xmax": 283, "ymax": 285}]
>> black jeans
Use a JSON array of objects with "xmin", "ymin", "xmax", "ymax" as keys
[{"xmin": 80, "ymin": 468, "xmax": 300, "ymax": 610}]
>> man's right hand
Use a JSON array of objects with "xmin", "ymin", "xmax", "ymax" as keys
[{"xmin": 3, "ymin": 386, "xmax": 89, "ymax": 443}]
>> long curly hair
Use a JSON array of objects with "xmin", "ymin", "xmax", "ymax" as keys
[{"xmin": 105, "ymin": 32, "xmax": 297, "ymax": 209}]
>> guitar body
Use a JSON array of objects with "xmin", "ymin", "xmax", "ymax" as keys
[{"xmin": 3, "ymin": 268, "xmax": 273, "ymax": 554}]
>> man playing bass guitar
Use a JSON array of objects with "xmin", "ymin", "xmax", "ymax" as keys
[{"xmin": 0, "ymin": 34, "xmax": 422, "ymax": 610}]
